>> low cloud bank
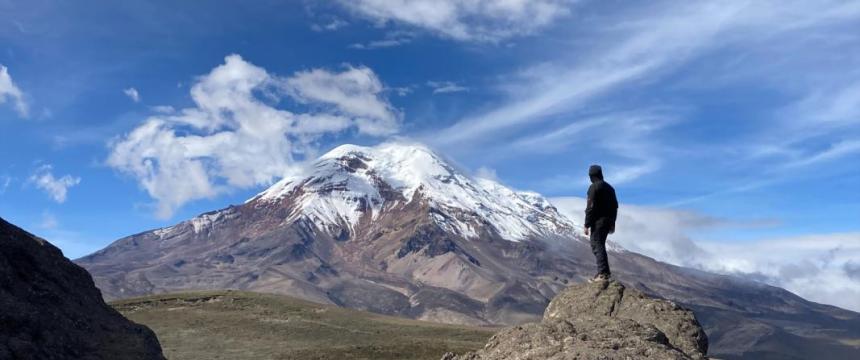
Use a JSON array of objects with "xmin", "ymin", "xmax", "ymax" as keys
[{"xmin": 551, "ymin": 197, "xmax": 860, "ymax": 312}]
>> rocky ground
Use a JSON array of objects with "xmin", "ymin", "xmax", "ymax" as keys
[{"xmin": 443, "ymin": 280, "xmax": 709, "ymax": 360}]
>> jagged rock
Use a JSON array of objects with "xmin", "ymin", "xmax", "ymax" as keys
[
  {"xmin": 545, "ymin": 280, "xmax": 708, "ymax": 358},
  {"xmin": 0, "ymin": 217, "xmax": 165, "ymax": 360},
  {"xmin": 444, "ymin": 280, "xmax": 708, "ymax": 360}
]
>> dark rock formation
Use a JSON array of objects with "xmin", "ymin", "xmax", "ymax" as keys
[
  {"xmin": 0, "ymin": 217, "xmax": 164, "ymax": 360},
  {"xmin": 443, "ymin": 280, "xmax": 708, "ymax": 360}
]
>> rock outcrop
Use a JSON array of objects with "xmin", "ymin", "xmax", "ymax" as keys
[
  {"xmin": 444, "ymin": 280, "xmax": 708, "ymax": 360},
  {"xmin": 0, "ymin": 217, "xmax": 165, "ymax": 360}
]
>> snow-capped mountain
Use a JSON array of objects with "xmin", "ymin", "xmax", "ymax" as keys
[
  {"xmin": 249, "ymin": 143, "xmax": 579, "ymax": 243},
  {"xmin": 77, "ymin": 142, "xmax": 860, "ymax": 359}
]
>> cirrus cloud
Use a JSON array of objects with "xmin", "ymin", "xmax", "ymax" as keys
[
  {"xmin": 427, "ymin": 81, "xmax": 468, "ymax": 94},
  {"xmin": 339, "ymin": 0, "xmax": 573, "ymax": 42},
  {"xmin": 107, "ymin": 54, "xmax": 400, "ymax": 218}
]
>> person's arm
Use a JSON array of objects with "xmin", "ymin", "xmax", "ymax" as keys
[
  {"xmin": 608, "ymin": 186, "xmax": 618, "ymax": 234},
  {"xmin": 584, "ymin": 184, "xmax": 596, "ymax": 235}
]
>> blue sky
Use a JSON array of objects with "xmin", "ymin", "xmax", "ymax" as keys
[{"xmin": 2, "ymin": 1, "xmax": 860, "ymax": 309}]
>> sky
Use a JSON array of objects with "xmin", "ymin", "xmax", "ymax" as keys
[{"xmin": 1, "ymin": 0, "xmax": 859, "ymax": 310}]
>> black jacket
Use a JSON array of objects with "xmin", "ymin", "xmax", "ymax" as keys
[{"xmin": 585, "ymin": 179, "xmax": 618, "ymax": 230}]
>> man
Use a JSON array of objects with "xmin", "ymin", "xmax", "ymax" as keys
[{"xmin": 583, "ymin": 165, "xmax": 618, "ymax": 282}]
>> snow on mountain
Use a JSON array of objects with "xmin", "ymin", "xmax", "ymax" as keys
[{"xmin": 248, "ymin": 142, "xmax": 580, "ymax": 242}]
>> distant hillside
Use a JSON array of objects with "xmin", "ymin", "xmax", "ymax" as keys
[{"xmin": 110, "ymin": 291, "xmax": 494, "ymax": 360}]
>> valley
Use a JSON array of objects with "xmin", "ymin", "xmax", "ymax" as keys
[{"xmin": 111, "ymin": 291, "xmax": 494, "ymax": 360}]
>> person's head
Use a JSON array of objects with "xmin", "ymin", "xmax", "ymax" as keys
[{"xmin": 588, "ymin": 164, "xmax": 604, "ymax": 183}]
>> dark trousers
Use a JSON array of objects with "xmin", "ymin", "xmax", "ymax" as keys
[{"xmin": 589, "ymin": 221, "xmax": 611, "ymax": 276}]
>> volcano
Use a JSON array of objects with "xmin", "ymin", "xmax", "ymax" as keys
[{"xmin": 78, "ymin": 142, "xmax": 860, "ymax": 359}]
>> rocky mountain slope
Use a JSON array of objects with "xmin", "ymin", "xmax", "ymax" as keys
[
  {"xmin": 0, "ymin": 217, "xmax": 164, "ymax": 360},
  {"xmin": 444, "ymin": 280, "xmax": 708, "ymax": 360},
  {"xmin": 78, "ymin": 142, "xmax": 860, "ymax": 359}
]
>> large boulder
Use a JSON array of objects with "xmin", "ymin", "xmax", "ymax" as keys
[
  {"xmin": 444, "ymin": 280, "xmax": 708, "ymax": 360},
  {"xmin": 0, "ymin": 217, "xmax": 165, "ymax": 360}
]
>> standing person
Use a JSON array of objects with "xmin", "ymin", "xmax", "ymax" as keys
[{"xmin": 583, "ymin": 165, "xmax": 618, "ymax": 282}]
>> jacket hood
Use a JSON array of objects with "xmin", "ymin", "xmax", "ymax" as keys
[{"xmin": 589, "ymin": 165, "xmax": 604, "ymax": 181}]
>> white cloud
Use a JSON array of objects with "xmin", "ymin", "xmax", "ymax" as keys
[
  {"xmin": 782, "ymin": 140, "xmax": 860, "ymax": 169},
  {"xmin": 340, "ymin": 0, "xmax": 572, "ymax": 41},
  {"xmin": 123, "ymin": 87, "xmax": 141, "ymax": 102},
  {"xmin": 107, "ymin": 54, "xmax": 399, "ymax": 218},
  {"xmin": 429, "ymin": 1, "xmax": 860, "ymax": 186},
  {"xmin": 0, "ymin": 64, "xmax": 28, "ymax": 117},
  {"xmin": 150, "ymin": 105, "xmax": 175, "ymax": 114},
  {"xmin": 350, "ymin": 39, "xmax": 410, "ymax": 50},
  {"xmin": 474, "ymin": 166, "xmax": 498, "ymax": 181},
  {"xmin": 0, "ymin": 175, "xmax": 11, "ymax": 194},
  {"xmin": 350, "ymin": 31, "xmax": 414, "ymax": 49},
  {"xmin": 751, "ymin": 81, "xmax": 860, "ymax": 170},
  {"xmin": 39, "ymin": 211, "xmax": 58, "ymax": 230},
  {"xmin": 788, "ymin": 82, "xmax": 860, "ymax": 131},
  {"xmin": 552, "ymin": 197, "xmax": 713, "ymax": 266},
  {"xmin": 390, "ymin": 85, "xmax": 414, "ymax": 97},
  {"xmin": 432, "ymin": 1, "xmax": 750, "ymax": 147},
  {"xmin": 311, "ymin": 18, "xmax": 349, "ymax": 32},
  {"xmin": 698, "ymin": 233, "xmax": 860, "ymax": 313},
  {"xmin": 29, "ymin": 165, "xmax": 81, "ymax": 203},
  {"xmin": 427, "ymin": 81, "xmax": 468, "ymax": 94},
  {"xmin": 283, "ymin": 64, "xmax": 400, "ymax": 136},
  {"xmin": 513, "ymin": 111, "xmax": 675, "ymax": 186},
  {"xmin": 551, "ymin": 197, "xmax": 860, "ymax": 312}
]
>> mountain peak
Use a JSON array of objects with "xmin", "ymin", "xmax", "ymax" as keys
[
  {"xmin": 250, "ymin": 142, "xmax": 579, "ymax": 242},
  {"xmin": 321, "ymin": 142, "xmax": 439, "ymax": 161}
]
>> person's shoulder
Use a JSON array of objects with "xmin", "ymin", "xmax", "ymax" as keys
[{"xmin": 596, "ymin": 181, "xmax": 614, "ymax": 193}]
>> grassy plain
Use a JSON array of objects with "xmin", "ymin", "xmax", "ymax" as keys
[{"xmin": 112, "ymin": 291, "xmax": 494, "ymax": 360}]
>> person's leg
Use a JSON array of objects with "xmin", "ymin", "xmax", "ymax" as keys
[{"xmin": 590, "ymin": 223, "xmax": 611, "ymax": 277}]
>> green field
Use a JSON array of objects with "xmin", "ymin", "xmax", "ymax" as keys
[{"xmin": 111, "ymin": 291, "xmax": 495, "ymax": 360}]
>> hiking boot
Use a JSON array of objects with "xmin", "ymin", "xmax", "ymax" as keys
[{"xmin": 588, "ymin": 274, "xmax": 611, "ymax": 283}]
